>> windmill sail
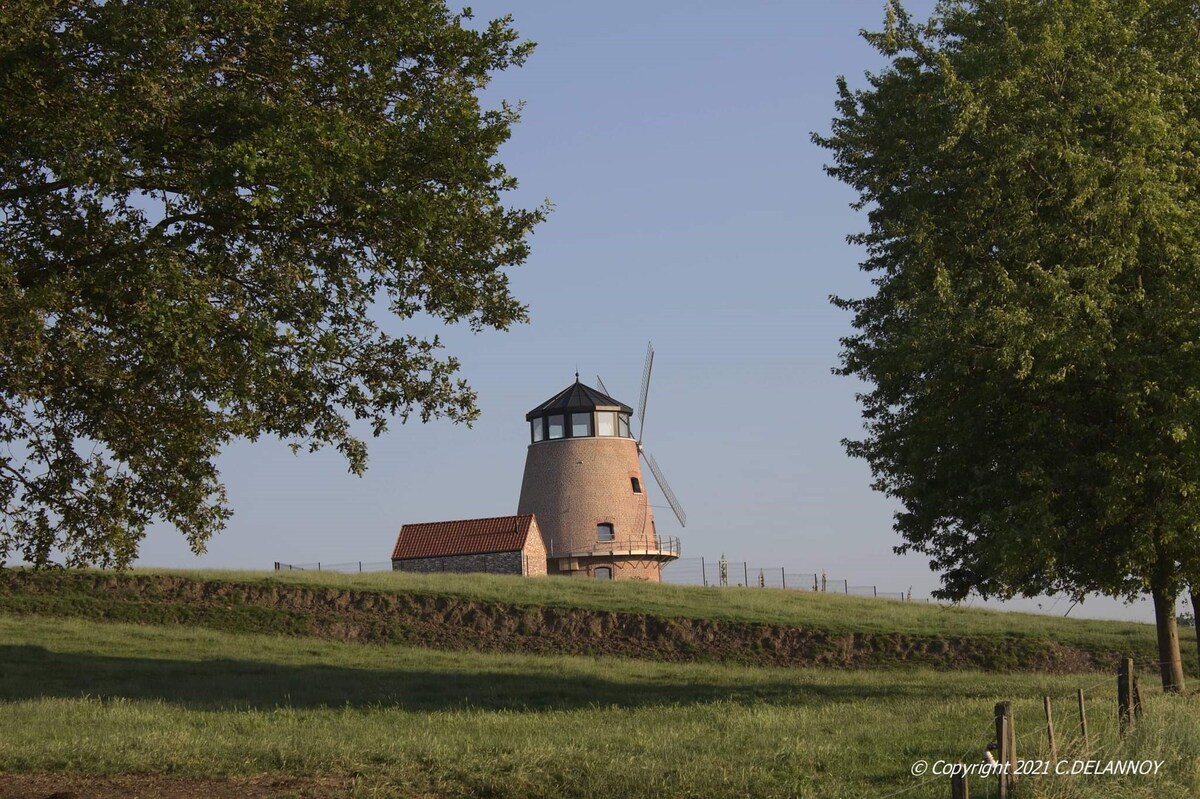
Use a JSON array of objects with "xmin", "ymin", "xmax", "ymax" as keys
[
  {"xmin": 595, "ymin": 374, "xmax": 611, "ymax": 397},
  {"xmin": 643, "ymin": 449, "xmax": 686, "ymax": 527},
  {"xmin": 637, "ymin": 341, "xmax": 654, "ymax": 444}
]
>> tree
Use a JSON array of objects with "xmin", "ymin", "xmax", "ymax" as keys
[
  {"xmin": 816, "ymin": 0, "xmax": 1200, "ymax": 691},
  {"xmin": 0, "ymin": 1, "xmax": 545, "ymax": 568},
  {"xmin": 1192, "ymin": 588, "xmax": 1200, "ymax": 675}
]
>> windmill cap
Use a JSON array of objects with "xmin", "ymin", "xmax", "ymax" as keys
[{"xmin": 525, "ymin": 380, "xmax": 632, "ymax": 420}]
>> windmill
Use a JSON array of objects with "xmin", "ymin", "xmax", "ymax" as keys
[
  {"xmin": 599, "ymin": 342, "xmax": 686, "ymax": 528},
  {"xmin": 518, "ymin": 342, "xmax": 683, "ymax": 581}
]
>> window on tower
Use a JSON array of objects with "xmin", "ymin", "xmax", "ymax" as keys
[
  {"xmin": 631, "ymin": 477, "xmax": 642, "ymax": 493},
  {"xmin": 596, "ymin": 411, "xmax": 616, "ymax": 436},
  {"xmin": 531, "ymin": 418, "xmax": 544, "ymax": 443},
  {"xmin": 597, "ymin": 523, "xmax": 615, "ymax": 542},
  {"xmin": 617, "ymin": 413, "xmax": 631, "ymax": 438},
  {"xmin": 571, "ymin": 412, "xmax": 592, "ymax": 437},
  {"xmin": 594, "ymin": 566, "xmax": 613, "ymax": 580},
  {"xmin": 548, "ymin": 414, "xmax": 564, "ymax": 439}
]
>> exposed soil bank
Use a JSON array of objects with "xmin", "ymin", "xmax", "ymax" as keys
[{"xmin": 0, "ymin": 571, "xmax": 1125, "ymax": 672}]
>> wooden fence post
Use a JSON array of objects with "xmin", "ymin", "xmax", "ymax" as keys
[
  {"xmin": 1043, "ymin": 695, "xmax": 1057, "ymax": 759},
  {"xmin": 743, "ymin": 561, "xmax": 749, "ymax": 587},
  {"xmin": 1133, "ymin": 676, "xmax": 1144, "ymax": 722},
  {"xmin": 995, "ymin": 701, "xmax": 1016, "ymax": 797},
  {"xmin": 781, "ymin": 568, "xmax": 786, "ymax": 589},
  {"xmin": 995, "ymin": 711, "xmax": 1009, "ymax": 799},
  {"xmin": 951, "ymin": 770, "xmax": 968, "ymax": 799},
  {"xmin": 1077, "ymin": 687, "xmax": 1089, "ymax": 753},
  {"xmin": 701, "ymin": 556, "xmax": 706, "ymax": 587},
  {"xmin": 1006, "ymin": 701, "xmax": 1018, "ymax": 787},
  {"xmin": 1118, "ymin": 657, "xmax": 1134, "ymax": 735}
]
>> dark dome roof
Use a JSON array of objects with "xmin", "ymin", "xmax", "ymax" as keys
[{"xmin": 525, "ymin": 379, "xmax": 632, "ymax": 420}]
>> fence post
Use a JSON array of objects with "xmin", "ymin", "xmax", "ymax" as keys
[
  {"xmin": 1043, "ymin": 695, "xmax": 1057, "ymax": 760},
  {"xmin": 758, "ymin": 568, "xmax": 765, "ymax": 588},
  {"xmin": 873, "ymin": 585, "xmax": 877, "ymax": 597},
  {"xmin": 701, "ymin": 556, "xmax": 706, "ymax": 587},
  {"xmin": 995, "ymin": 711, "xmax": 1009, "ymax": 799},
  {"xmin": 1007, "ymin": 702, "xmax": 1018, "ymax": 788},
  {"xmin": 844, "ymin": 581, "xmax": 848, "ymax": 594},
  {"xmin": 995, "ymin": 701, "xmax": 1015, "ymax": 797},
  {"xmin": 1077, "ymin": 687, "xmax": 1089, "ymax": 754},
  {"xmin": 1133, "ymin": 676, "xmax": 1144, "ymax": 722},
  {"xmin": 274, "ymin": 562, "xmax": 280, "ymax": 571},
  {"xmin": 821, "ymin": 571, "xmax": 826, "ymax": 592},
  {"xmin": 743, "ymin": 562, "xmax": 748, "ymax": 587},
  {"xmin": 1118, "ymin": 657, "xmax": 1134, "ymax": 735},
  {"xmin": 781, "ymin": 568, "xmax": 786, "ymax": 590},
  {"xmin": 951, "ymin": 770, "xmax": 968, "ymax": 799},
  {"xmin": 317, "ymin": 562, "xmax": 321, "ymax": 572}
]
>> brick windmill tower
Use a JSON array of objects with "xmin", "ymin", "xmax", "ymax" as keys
[{"xmin": 517, "ymin": 343, "xmax": 685, "ymax": 581}]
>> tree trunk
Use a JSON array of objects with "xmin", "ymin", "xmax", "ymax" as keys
[
  {"xmin": 1151, "ymin": 581, "xmax": 1186, "ymax": 693},
  {"xmin": 1192, "ymin": 589, "xmax": 1200, "ymax": 679}
]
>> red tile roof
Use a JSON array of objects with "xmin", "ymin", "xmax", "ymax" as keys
[{"xmin": 391, "ymin": 515, "xmax": 537, "ymax": 561}]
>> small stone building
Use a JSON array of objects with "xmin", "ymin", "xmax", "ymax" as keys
[{"xmin": 391, "ymin": 514, "xmax": 548, "ymax": 576}]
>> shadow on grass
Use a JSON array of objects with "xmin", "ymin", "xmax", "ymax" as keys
[{"xmin": 0, "ymin": 644, "xmax": 941, "ymax": 711}]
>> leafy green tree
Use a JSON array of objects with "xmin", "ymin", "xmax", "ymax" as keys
[
  {"xmin": 816, "ymin": 0, "xmax": 1200, "ymax": 691},
  {"xmin": 0, "ymin": 1, "xmax": 545, "ymax": 568}
]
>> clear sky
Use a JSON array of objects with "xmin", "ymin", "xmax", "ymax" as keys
[{"xmin": 135, "ymin": 0, "xmax": 1174, "ymax": 623}]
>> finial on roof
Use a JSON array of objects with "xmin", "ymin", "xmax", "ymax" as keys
[{"xmin": 575, "ymin": 369, "xmax": 579, "ymax": 382}]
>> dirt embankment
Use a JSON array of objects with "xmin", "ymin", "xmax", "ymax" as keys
[{"xmin": 0, "ymin": 571, "xmax": 1120, "ymax": 672}]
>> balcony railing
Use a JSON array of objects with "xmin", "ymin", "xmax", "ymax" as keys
[{"xmin": 546, "ymin": 535, "xmax": 681, "ymax": 560}]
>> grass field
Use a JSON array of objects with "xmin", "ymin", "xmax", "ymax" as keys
[
  {"xmin": 123, "ymin": 567, "xmax": 1193, "ymax": 657},
  {"xmin": 1, "ymin": 613, "xmax": 1197, "ymax": 799}
]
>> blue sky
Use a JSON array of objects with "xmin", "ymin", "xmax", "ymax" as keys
[{"xmin": 135, "ymin": 0, "xmax": 1172, "ymax": 623}]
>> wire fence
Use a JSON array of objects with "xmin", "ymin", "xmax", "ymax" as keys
[
  {"xmin": 272, "ymin": 555, "xmax": 914, "ymax": 600},
  {"xmin": 660, "ymin": 556, "xmax": 912, "ymax": 600},
  {"xmin": 880, "ymin": 657, "xmax": 1182, "ymax": 799},
  {"xmin": 274, "ymin": 560, "xmax": 392, "ymax": 573}
]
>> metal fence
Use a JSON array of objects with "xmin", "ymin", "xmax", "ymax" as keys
[
  {"xmin": 274, "ymin": 561, "xmax": 392, "ymax": 573},
  {"xmin": 272, "ymin": 555, "xmax": 911, "ymax": 601},
  {"xmin": 661, "ymin": 556, "xmax": 910, "ymax": 600}
]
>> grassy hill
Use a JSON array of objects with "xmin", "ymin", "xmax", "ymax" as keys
[
  {"xmin": 0, "ymin": 568, "xmax": 1190, "ymax": 673},
  {"xmin": 0, "ymin": 568, "xmax": 1198, "ymax": 798},
  {"xmin": 158, "ymin": 566, "xmax": 1170, "ymax": 640}
]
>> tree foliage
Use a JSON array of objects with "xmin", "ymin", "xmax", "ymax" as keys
[
  {"xmin": 816, "ymin": 0, "xmax": 1200, "ymax": 687},
  {"xmin": 0, "ymin": 0, "xmax": 545, "ymax": 567}
]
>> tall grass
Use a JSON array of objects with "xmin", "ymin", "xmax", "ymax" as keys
[{"xmin": 1, "ymin": 614, "xmax": 1195, "ymax": 798}]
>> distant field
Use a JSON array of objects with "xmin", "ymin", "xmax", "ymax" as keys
[
  {"xmin": 1, "ymin": 615, "xmax": 1197, "ymax": 799},
  {"xmin": 134, "ymin": 567, "xmax": 1188, "ymax": 655}
]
